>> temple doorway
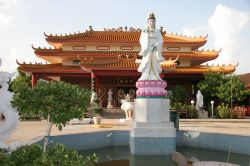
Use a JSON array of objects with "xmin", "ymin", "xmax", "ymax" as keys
[{"xmin": 117, "ymin": 87, "xmax": 136, "ymax": 106}]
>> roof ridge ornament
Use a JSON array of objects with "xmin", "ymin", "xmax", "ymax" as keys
[{"xmin": 148, "ymin": 13, "xmax": 155, "ymax": 20}]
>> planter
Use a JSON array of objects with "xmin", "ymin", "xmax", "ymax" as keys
[
  {"xmin": 93, "ymin": 116, "xmax": 102, "ymax": 125},
  {"xmin": 170, "ymin": 110, "xmax": 179, "ymax": 130}
]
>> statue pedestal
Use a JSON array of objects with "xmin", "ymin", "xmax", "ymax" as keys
[
  {"xmin": 130, "ymin": 81, "xmax": 176, "ymax": 155},
  {"xmin": 107, "ymin": 101, "xmax": 113, "ymax": 109}
]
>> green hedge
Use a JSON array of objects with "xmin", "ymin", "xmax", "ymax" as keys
[{"xmin": 0, "ymin": 144, "xmax": 98, "ymax": 166}]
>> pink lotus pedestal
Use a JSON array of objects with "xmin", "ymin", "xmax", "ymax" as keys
[
  {"xmin": 130, "ymin": 80, "xmax": 176, "ymax": 155},
  {"xmin": 136, "ymin": 80, "xmax": 167, "ymax": 97}
]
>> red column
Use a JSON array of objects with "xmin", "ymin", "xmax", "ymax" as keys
[
  {"xmin": 91, "ymin": 72, "xmax": 96, "ymax": 92},
  {"xmin": 96, "ymin": 76, "xmax": 99, "ymax": 93},
  {"xmin": 160, "ymin": 73, "xmax": 165, "ymax": 79},
  {"xmin": 32, "ymin": 73, "xmax": 37, "ymax": 87}
]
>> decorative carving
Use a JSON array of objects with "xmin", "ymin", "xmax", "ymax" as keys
[
  {"xmin": 167, "ymin": 47, "xmax": 181, "ymax": 51},
  {"xmin": 104, "ymin": 27, "xmax": 141, "ymax": 32},
  {"xmin": 73, "ymin": 46, "xmax": 86, "ymax": 50},
  {"xmin": 120, "ymin": 46, "xmax": 133, "ymax": 50},
  {"xmin": 96, "ymin": 46, "xmax": 110, "ymax": 50}
]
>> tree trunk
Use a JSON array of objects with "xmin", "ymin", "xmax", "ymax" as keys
[{"xmin": 43, "ymin": 112, "xmax": 52, "ymax": 153}]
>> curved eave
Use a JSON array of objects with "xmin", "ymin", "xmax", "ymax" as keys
[
  {"xmin": 18, "ymin": 63, "xmax": 236, "ymax": 75},
  {"xmin": 173, "ymin": 65, "xmax": 236, "ymax": 74},
  {"xmin": 45, "ymin": 31, "xmax": 207, "ymax": 48},
  {"xmin": 34, "ymin": 49, "xmax": 218, "ymax": 60}
]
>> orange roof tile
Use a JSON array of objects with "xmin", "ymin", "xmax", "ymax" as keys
[
  {"xmin": 44, "ymin": 30, "xmax": 207, "ymax": 47},
  {"xmin": 18, "ymin": 62, "xmax": 235, "ymax": 74},
  {"xmin": 33, "ymin": 48, "xmax": 218, "ymax": 60},
  {"xmin": 173, "ymin": 65, "xmax": 236, "ymax": 74}
]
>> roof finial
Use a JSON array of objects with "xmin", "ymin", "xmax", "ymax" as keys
[
  {"xmin": 89, "ymin": 25, "xmax": 93, "ymax": 31},
  {"xmin": 148, "ymin": 13, "xmax": 156, "ymax": 20}
]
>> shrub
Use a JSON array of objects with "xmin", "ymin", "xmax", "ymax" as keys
[
  {"xmin": 171, "ymin": 102, "xmax": 182, "ymax": 111},
  {"xmin": 216, "ymin": 103, "xmax": 230, "ymax": 118},
  {"xmin": 0, "ymin": 144, "xmax": 98, "ymax": 166},
  {"xmin": 93, "ymin": 108, "xmax": 103, "ymax": 116},
  {"xmin": 186, "ymin": 105, "xmax": 197, "ymax": 118}
]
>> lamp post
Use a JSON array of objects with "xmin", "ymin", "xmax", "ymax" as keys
[
  {"xmin": 191, "ymin": 100, "xmax": 195, "ymax": 107},
  {"xmin": 211, "ymin": 100, "xmax": 214, "ymax": 118},
  {"xmin": 190, "ymin": 100, "xmax": 195, "ymax": 118}
]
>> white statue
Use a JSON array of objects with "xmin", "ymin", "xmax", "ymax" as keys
[
  {"xmin": 108, "ymin": 89, "xmax": 113, "ymax": 101},
  {"xmin": 0, "ymin": 59, "xmax": 19, "ymax": 149},
  {"xmin": 90, "ymin": 91, "xmax": 98, "ymax": 104},
  {"xmin": 120, "ymin": 99, "xmax": 134, "ymax": 120},
  {"xmin": 107, "ymin": 89, "xmax": 113, "ymax": 109},
  {"xmin": 137, "ymin": 13, "xmax": 164, "ymax": 81},
  {"xmin": 196, "ymin": 90, "xmax": 204, "ymax": 111}
]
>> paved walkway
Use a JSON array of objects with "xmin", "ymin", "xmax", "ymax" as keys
[{"xmin": 4, "ymin": 109, "xmax": 250, "ymax": 145}]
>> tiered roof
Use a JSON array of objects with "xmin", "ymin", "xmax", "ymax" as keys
[
  {"xmin": 17, "ymin": 26, "xmax": 236, "ymax": 75},
  {"xmin": 17, "ymin": 61, "xmax": 237, "ymax": 74},
  {"xmin": 44, "ymin": 27, "xmax": 207, "ymax": 49},
  {"xmin": 32, "ymin": 46, "xmax": 219, "ymax": 64}
]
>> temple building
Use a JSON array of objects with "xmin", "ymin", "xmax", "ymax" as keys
[{"xmin": 17, "ymin": 26, "xmax": 237, "ymax": 107}]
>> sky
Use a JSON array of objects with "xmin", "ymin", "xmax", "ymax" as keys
[{"xmin": 0, "ymin": 0, "xmax": 250, "ymax": 74}]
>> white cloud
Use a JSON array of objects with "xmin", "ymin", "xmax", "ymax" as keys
[
  {"xmin": 0, "ymin": 0, "xmax": 18, "ymax": 7},
  {"xmin": 0, "ymin": 0, "xmax": 18, "ymax": 27},
  {"xmin": 182, "ymin": 4, "xmax": 250, "ymax": 74},
  {"xmin": 182, "ymin": 26, "xmax": 209, "ymax": 38},
  {"xmin": 208, "ymin": 4, "xmax": 250, "ymax": 74},
  {"xmin": 0, "ymin": 14, "xmax": 12, "ymax": 26}
]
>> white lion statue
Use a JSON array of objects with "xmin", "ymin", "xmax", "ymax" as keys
[{"xmin": 120, "ymin": 99, "xmax": 134, "ymax": 120}]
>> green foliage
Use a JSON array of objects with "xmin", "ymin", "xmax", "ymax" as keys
[
  {"xmin": 197, "ymin": 72, "xmax": 224, "ymax": 109},
  {"xmin": 9, "ymin": 70, "xmax": 31, "ymax": 93},
  {"xmin": 198, "ymin": 72, "xmax": 250, "ymax": 108},
  {"xmin": 0, "ymin": 149, "xmax": 9, "ymax": 164},
  {"xmin": 12, "ymin": 80, "xmax": 91, "ymax": 130},
  {"xmin": 9, "ymin": 71, "xmax": 38, "ymax": 119},
  {"xmin": 43, "ymin": 144, "xmax": 98, "ymax": 166},
  {"xmin": 217, "ymin": 75, "xmax": 250, "ymax": 104},
  {"xmin": 216, "ymin": 103, "xmax": 230, "ymax": 118},
  {"xmin": 8, "ymin": 144, "xmax": 43, "ymax": 165},
  {"xmin": 0, "ymin": 144, "xmax": 98, "ymax": 166},
  {"xmin": 186, "ymin": 105, "xmax": 198, "ymax": 118},
  {"xmin": 93, "ymin": 108, "xmax": 103, "ymax": 116},
  {"xmin": 93, "ymin": 98, "xmax": 100, "ymax": 104},
  {"xmin": 170, "ymin": 85, "xmax": 187, "ymax": 106},
  {"xmin": 171, "ymin": 102, "xmax": 182, "ymax": 111}
]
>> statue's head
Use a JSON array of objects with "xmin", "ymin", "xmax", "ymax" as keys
[{"xmin": 147, "ymin": 13, "xmax": 156, "ymax": 30}]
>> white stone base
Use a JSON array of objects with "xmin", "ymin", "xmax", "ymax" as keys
[
  {"xmin": 198, "ymin": 111, "xmax": 208, "ymax": 119},
  {"xmin": 130, "ymin": 97, "xmax": 176, "ymax": 155},
  {"xmin": 107, "ymin": 101, "xmax": 113, "ymax": 109},
  {"xmin": 134, "ymin": 98, "xmax": 170, "ymax": 122},
  {"xmin": 131, "ymin": 121, "xmax": 175, "ymax": 138}
]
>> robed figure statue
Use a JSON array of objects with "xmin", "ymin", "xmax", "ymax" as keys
[
  {"xmin": 196, "ymin": 90, "xmax": 204, "ymax": 111},
  {"xmin": 138, "ymin": 13, "xmax": 164, "ymax": 81}
]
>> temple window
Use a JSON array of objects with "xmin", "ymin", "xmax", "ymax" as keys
[{"xmin": 72, "ymin": 60, "xmax": 81, "ymax": 65}]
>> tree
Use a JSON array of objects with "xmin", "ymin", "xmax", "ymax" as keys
[
  {"xmin": 197, "ymin": 72, "xmax": 225, "ymax": 109},
  {"xmin": 9, "ymin": 70, "xmax": 31, "ymax": 93},
  {"xmin": 198, "ymin": 72, "xmax": 250, "ymax": 108},
  {"xmin": 170, "ymin": 85, "xmax": 187, "ymax": 106},
  {"xmin": 217, "ymin": 75, "xmax": 250, "ymax": 106},
  {"xmin": 12, "ymin": 80, "xmax": 91, "ymax": 152},
  {"xmin": 9, "ymin": 71, "xmax": 36, "ymax": 119}
]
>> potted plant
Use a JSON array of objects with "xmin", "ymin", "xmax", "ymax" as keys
[
  {"xmin": 170, "ymin": 102, "xmax": 182, "ymax": 130},
  {"xmin": 93, "ymin": 108, "xmax": 103, "ymax": 125}
]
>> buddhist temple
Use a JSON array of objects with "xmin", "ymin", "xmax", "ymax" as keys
[{"xmin": 17, "ymin": 26, "xmax": 237, "ymax": 107}]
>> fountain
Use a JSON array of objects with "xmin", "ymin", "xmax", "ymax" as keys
[{"xmin": 0, "ymin": 58, "xmax": 19, "ymax": 149}]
